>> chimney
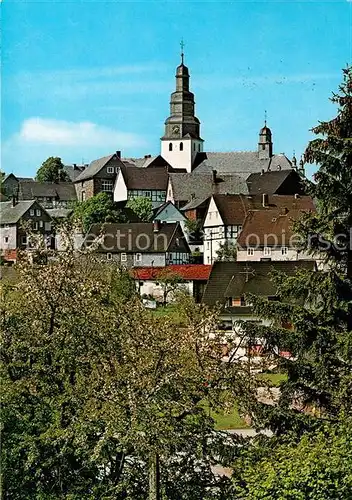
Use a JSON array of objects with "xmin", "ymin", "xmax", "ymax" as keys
[
  {"xmin": 144, "ymin": 154, "xmax": 152, "ymax": 159},
  {"xmin": 190, "ymin": 192, "xmax": 195, "ymax": 200},
  {"xmin": 73, "ymin": 163, "xmax": 77, "ymax": 168},
  {"xmin": 212, "ymin": 169, "xmax": 217, "ymax": 183},
  {"xmin": 261, "ymin": 169, "xmax": 265, "ymax": 175},
  {"xmin": 11, "ymin": 194, "xmax": 18, "ymax": 207},
  {"xmin": 153, "ymin": 220, "xmax": 161, "ymax": 232},
  {"xmin": 262, "ymin": 193, "xmax": 269, "ymax": 207},
  {"xmin": 116, "ymin": 150, "xmax": 121, "ymax": 158}
]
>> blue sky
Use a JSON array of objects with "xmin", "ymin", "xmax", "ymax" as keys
[{"xmin": 2, "ymin": 0, "xmax": 351, "ymax": 179}]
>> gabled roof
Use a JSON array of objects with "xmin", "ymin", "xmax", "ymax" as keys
[
  {"xmin": 246, "ymin": 169, "xmax": 305, "ymax": 195},
  {"xmin": 203, "ymin": 260, "xmax": 316, "ymax": 308},
  {"xmin": 153, "ymin": 201, "xmax": 186, "ymax": 221},
  {"xmin": 63, "ymin": 164, "xmax": 86, "ymax": 182},
  {"xmin": 74, "ymin": 153, "xmax": 125, "ymax": 182},
  {"xmin": 84, "ymin": 222, "xmax": 189, "ymax": 253},
  {"xmin": 237, "ymin": 205, "xmax": 314, "ymax": 247},
  {"xmin": 132, "ymin": 264, "xmax": 211, "ymax": 281},
  {"xmin": 120, "ymin": 164, "xmax": 170, "ymax": 191},
  {"xmin": 169, "ymin": 172, "xmax": 248, "ymax": 204},
  {"xmin": 1, "ymin": 200, "xmax": 38, "ymax": 224},
  {"xmin": 18, "ymin": 181, "xmax": 77, "ymax": 201},
  {"xmin": 211, "ymin": 194, "xmax": 315, "ymax": 226},
  {"xmin": 3, "ymin": 173, "xmax": 34, "ymax": 183},
  {"xmin": 193, "ymin": 152, "xmax": 293, "ymax": 179}
]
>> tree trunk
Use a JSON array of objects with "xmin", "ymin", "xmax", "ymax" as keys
[{"xmin": 148, "ymin": 451, "xmax": 160, "ymax": 500}]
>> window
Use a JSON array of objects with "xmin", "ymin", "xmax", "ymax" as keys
[
  {"xmin": 264, "ymin": 247, "xmax": 271, "ymax": 256},
  {"xmin": 121, "ymin": 253, "xmax": 127, "ymax": 262},
  {"xmin": 36, "ymin": 209, "xmax": 41, "ymax": 216},
  {"xmin": 207, "ymin": 242, "xmax": 210, "ymax": 250},
  {"xmin": 107, "ymin": 166, "xmax": 114, "ymax": 174},
  {"xmin": 39, "ymin": 220, "xmax": 44, "ymax": 228},
  {"xmin": 107, "ymin": 253, "xmax": 112, "ymax": 260},
  {"xmin": 135, "ymin": 253, "xmax": 142, "ymax": 262},
  {"xmin": 207, "ymin": 256, "xmax": 210, "ymax": 264},
  {"xmin": 30, "ymin": 209, "xmax": 35, "ymax": 216},
  {"xmin": 22, "ymin": 235, "xmax": 27, "ymax": 245},
  {"xmin": 81, "ymin": 191, "xmax": 86, "ymax": 201},
  {"xmin": 281, "ymin": 247, "xmax": 288, "ymax": 255},
  {"xmin": 102, "ymin": 180, "xmax": 113, "ymax": 192},
  {"xmin": 33, "ymin": 222, "xmax": 38, "ymax": 230},
  {"xmin": 169, "ymin": 143, "xmax": 173, "ymax": 151},
  {"xmin": 115, "ymin": 167, "xmax": 119, "ymax": 173},
  {"xmin": 247, "ymin": 247, "xmax": 254, "ymax": 256},
  {"xmin": 4, "ymin": 236, "xmax": 8, "ymax": 243},
  {"xmin": 193, "ymin": 143, "xmax": 196, "ymax": 151},
  {"xmin": 180, "ymin": 142, "xmax": 183, "ymax": 151}
]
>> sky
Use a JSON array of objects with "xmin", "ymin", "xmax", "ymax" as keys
[{"xmin": 2, "ymin": 0, "xmax": 351, "ymax": 179}]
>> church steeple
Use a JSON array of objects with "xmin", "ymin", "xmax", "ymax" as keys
[
  {"xmin": 161, "ymin": 44, "xmax": 203, "ymax": 172},
  {"xmin": 258, "ymin": 113, "xmax": 273, "ymax": 160}
]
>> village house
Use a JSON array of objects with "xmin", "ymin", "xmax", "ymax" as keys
[
  {"xmin": 203, "ymin": 193, "xmax": 315, "ymax": 264},
  {"xmin": 15, "ymin": 180, "xmax": 77, "ymax": 208},
  {"xmin": 83, "ymin": 221, "xmax": 190, "ymax": 267},
  {"xmin": 131, "ymin": 264, "xmax": 211, "ymax": 303},
  {"xmin": 0, "ymin": 198, "xmax": 53, "ymax": 262}
]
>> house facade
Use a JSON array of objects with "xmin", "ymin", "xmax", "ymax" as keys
[
  {"xmin": 83, "ymin": 221, "xmax": 190, "ymax": 267},
  {"xmin": 0, "ymin": 199, "xmax": 53, "ymax": 260}
]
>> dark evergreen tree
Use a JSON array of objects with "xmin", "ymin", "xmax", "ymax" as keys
[{"xmin": 230, "ymin": 66, "xmax": 352, "ymax": 498}]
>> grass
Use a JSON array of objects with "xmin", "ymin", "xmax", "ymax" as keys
[
  {"xmin": 150, "ymin": 304, "xmax": 186, "ymax": 325},
  {"xmin": 256, "ymin": 372, "xmax": 287, "ymax": 386},
  {"xmin": 211, "ymin": 405, "xmax": 249, "ymax": 430}
]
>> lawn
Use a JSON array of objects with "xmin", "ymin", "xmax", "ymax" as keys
[{"xmin": 256, "ymin": 372, "xmax": 287, "ymax": 386}]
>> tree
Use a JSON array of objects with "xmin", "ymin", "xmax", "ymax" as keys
[
  {"xmin": 126, "ymin": 196, "xmax": 153, "ymax": 222},
  {"xmin": 230, "ymin": 67, "xmax": 352, "ymax": 494},
  {"xmin": 216, "ymin": 241, "xmax": 237, "ymax": 261},
  {"xmin": 73, "ymin": 192, "xmax": 126, "ymax": 232},
  {"xmin": 155, "ymin": 268, "xmax": 185, "ymax": 305},
  {"xmin": 231, "ymin": 421, "xmax": 352, "ymax": 499},
  {"xmin": 1, "ymin": 239, "xmax": 253, "ymax": 499},
  {"xmin": 184, "ymin": 218, "xmax": 204, "ymax": 243},
  {"xmin": 36, "ymin": 156, "xmax": 70, "ymax": 183}
]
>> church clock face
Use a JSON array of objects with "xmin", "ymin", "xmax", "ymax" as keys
[{"xmin": 172, "ymin": 125, "xmax": 180, "ymax": 135}]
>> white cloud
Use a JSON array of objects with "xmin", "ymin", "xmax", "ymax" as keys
[{"xmin": 19, "ymin": 117, "xmax": 146, "ymax": 148}]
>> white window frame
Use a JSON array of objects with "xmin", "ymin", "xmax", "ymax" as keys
[
  {"xmin": 264, "ymin": 247, "xmax": 271, "ymax": 256},
  {"xmin": 281, "ymin": 246, "xmax": 288, "ymax": 255},
  {"xmin": 30, "ymin": 209, "xmax": 35, "ymax": 216},
  {"xmin": 21, "ymin": 235, "xmax": 27, "ymax": 245},
  {"xmin": 247, "ymin": 247, "xmax": 254, "ymax": 256},
  {"xmin": 102, "ymin": 180, "xmax": 113, "ymax": 192},
  {"xmin": 107, "ymin": 253, "xmax": 112, "ymax": 260},
  {"xmin": 107, "ymin": 166, "xmax": 114, "ymax": 174},
  {"xmin": 36, "ymin": 209, "xmax": 41, "ymax": 216},
  {"xmin": 135, "ymin": 253, "xmax": 142, "ymax": 262},
  {"xmin": 121, "ymin": 253, "xmax": 127, "ymax": 262},
  {"xmin": 33, "ymin": 222, "xmax": 38, "ymax": 230},
  {"xmin": 39, "ymin": 220, "xmax": 44, "ymax": 228}
]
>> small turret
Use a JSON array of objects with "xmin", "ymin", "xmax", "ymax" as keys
[{"xmin": 258, "ymin": 115, "xmax": 273, "ymax": 160}]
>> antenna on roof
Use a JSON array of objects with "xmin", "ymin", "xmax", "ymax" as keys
[{"xmin": 239, "ymin": 263, "xmax": 256, "ymax": 282}]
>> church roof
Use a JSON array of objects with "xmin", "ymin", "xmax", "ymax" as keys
[
  {"xmin": 193, "ymin": 152, "xmax": 292, "ymax": 179},
  {"xmin": 169, "ymin": 172, "xmax": 248, "ymax": 205}
]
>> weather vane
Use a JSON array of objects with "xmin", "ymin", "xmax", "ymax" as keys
[
  {"xmin": 264, "ymin": 109, "xmax": 267, "ymax": 126},
  {"xmin": 180, "ymin": 39, "xmax": 185, "ymax": 64}
]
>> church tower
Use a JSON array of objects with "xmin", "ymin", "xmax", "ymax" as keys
[
  {"xmin": 258, "ymin": 119, "xmax": 273, "ymax": 160},
  {"xmin": 161, "ymin": 44, "xmax": 204, "ymax": 172}
]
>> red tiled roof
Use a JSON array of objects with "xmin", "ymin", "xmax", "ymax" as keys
[
  {"xmin": 131, "ymin": 264, "xmax": 212, "ymax": 281},
  {"xmin": 3, "ymin": 249, "xmax": 17, "ymax": 262}
]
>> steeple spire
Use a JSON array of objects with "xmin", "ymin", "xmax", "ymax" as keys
[{"xmin": 180, "ymin": 39, "xmax": 185, "ymax": 65}]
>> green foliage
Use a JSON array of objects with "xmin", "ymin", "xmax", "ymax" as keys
[
  {"xmin": 126, "ymin": 196, "xmax": 153, "ymax": 222},
  {"xmin": 73, "ymin": 192, "xmax": 126, "ymax": 232},
  {"xmin": 35, "ymin": 156, "xmax": 70, "ymax": 183},
  {"xmin": 1, "ymin": 246, "xmax": 252, "ymax": 498},
  {"xmin": 216, "ymin": 241, "xmax": 237, "ymax": 261},
  {"xmin": 155, "ymin": 268, "xmax": 185, "ymax": 305},
  {"xmin": 231, "ymin": 422, "xmax": 352, "ymax": 499}
]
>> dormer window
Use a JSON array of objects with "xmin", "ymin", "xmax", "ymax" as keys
[
  {"xmin": 180, "ymin": 142, "xmax": 183, "ymax": 151},
  {"xmin": 169, "ymin": 143, "xmax": 173, "ymax": 151},
  {"xmin": 107, "ymin": 166, "xmax": 114, "ymax": 174}
]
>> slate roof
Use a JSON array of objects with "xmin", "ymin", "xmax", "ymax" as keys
[
  {"xmin": 169, "ymin": 172, "xmax": 248, "ymax": 205},
  {"xmin": 132, "ymin": 264, "xmax": 211, "ymax": 281},
  {"xmin": 63, "ymin": 165, "xmax": 86, "ymax": 182},
  {"xmin": 153, "ymin": 201, "xmax": 186, "ymax": 221},
  {"xmin": 1, "ymin": 200, "xmax": 37, "ymax": 224},
  {"xmin": 84, "ymin": 222, "xmax": 189, "ymax": 253},
  {"xmin": 193, "ymin": 152, "xmax": 293, "ymax": 179},
  {"xmin": 246, "ymin": 169, "xmax": 304, "ymax": 195},
  {"xmin": 74, "ymin": 153, "xmax": 121, "ymax": 182},
  {"xmin": 120, "ymin": 165, "xmax": 170, "ymax": 190},
  {"xmin": 202, "ymin": 260, "xmax": 316, "ymax": 308},
  {"xmin": 212, "ymin": 194, "xmax": 315, "ymax": 226},
  {"xmin": 46, "ymin": 208, "xmax": 73, "ymax": 219},
  {"xmin": 18, "ymin": 181, "xmax": 77, "ymax": 201},
  {"xmin": 237, "ymin": 206, "xmax": 314, "ymax": 247}
]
